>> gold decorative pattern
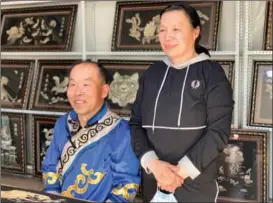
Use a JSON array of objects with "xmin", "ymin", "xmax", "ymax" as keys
[
  {"xmin": 42, "ymin": 172, "xmax": 59, "ymax": 185},
  {"xmin": 111, "ymin": 183, "xmax": 139, "ymax": 200},
  {"xmin": 61, "ymin": 163, "xmax": 106, "ymax": 198}
]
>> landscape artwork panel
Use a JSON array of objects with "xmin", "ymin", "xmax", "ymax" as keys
[
  {"xmin": 217, "ymin": 130, "xmax": 268, "ymax": 203},
  {"xmin": 1, "ymin": 113, "xmax": 25, "ymax": 174}
]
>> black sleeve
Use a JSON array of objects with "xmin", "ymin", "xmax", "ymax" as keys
[
  {"xmin": 129, "ymin": 72, "xmax": 153, "ymax": 159},
  {"xmin": 181, "ymin": 62, "xmax": 234, "ymax": 176}
]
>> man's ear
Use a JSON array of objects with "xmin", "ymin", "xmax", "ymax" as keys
[{"xmin": 102, "ymin": 84, "xmax": 110, "ymax": 99}]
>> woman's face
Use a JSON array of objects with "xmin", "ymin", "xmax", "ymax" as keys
[{"xmin": 159, "ymin": 10, "xmax": 200, "ymax": 59}]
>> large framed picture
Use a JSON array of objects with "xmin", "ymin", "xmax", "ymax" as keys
[
  {"xmin": 1, "ymin": 113, "xmax": 26, "ymax": 174},
  {"xmin": 215, "ymin": 60, "xmax": 235, "ymax": 124},
  {"xmin": 32, "ymin": 115, "xmax": 58, "ymax": 177},
  {"xmin": 249, "ymin": 61, "xmax": 272, "ymax": 127},
  {"xmin": 1, "ymin": 4, "xmax": 77, "ymax": 51},
  {"xmin": 263, "ymin": 1, "xmax": 272, "ymax": 50},
  {"xmin": 215, "ymin": 60, "xmax": 234, "ymax": 86},
  {"xmin": 112, "ymin": 1, "xmax": 221, "ymax": 51},
  {"xmin": 98, "ymin": 60, "xmax": 155, "ymax": 115},
  {"xmin": 29, "ymin": 60, "xmax": 76, "ymax": 112},
  {"xmin": 217, "ymin": 129, "xmax": 268, "ymax": 203},
  {"xmin": 1, "ymin": 60, "xmax": 35, "ymax": 109}
]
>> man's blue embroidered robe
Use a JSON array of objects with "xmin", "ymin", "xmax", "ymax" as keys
[{"xmin": 42, "ymin": 104, "xmax": 140, "ymax": 202}]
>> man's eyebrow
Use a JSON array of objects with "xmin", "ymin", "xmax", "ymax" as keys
[
  {"xmin": 83, "ymin": 77, "xmax": 92, "ymax": 81},
  {"xmin": 69, "ymin": 77, "xmax": 93, "ymax": 81}
]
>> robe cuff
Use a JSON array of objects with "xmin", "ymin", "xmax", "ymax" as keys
[
  {"xmin": 140, "ymin": 150, "xmax": 158, "ymax": 174},
  {"xmin": 44, "ymin": 189, "xmax": 61, "ymax": 195},
  {"xmin": 178, "ymin": 156, "xmax": 201, "ymax": 180}
]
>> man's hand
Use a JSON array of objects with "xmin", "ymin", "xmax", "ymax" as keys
[{"xmin": 147, "ymin": 159, "xmax": 184, "ymax": 193}]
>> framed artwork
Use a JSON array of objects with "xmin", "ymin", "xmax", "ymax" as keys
[
  {"xmin": 112, "ymin": 1, "xmax": 221, "ymax": 51},
  {"xmin": 249, "ymin": 61, "xmax": 272, "ymax": 127},
  {"xmin": 215, "ymin": 60, "xmax": 235, "ymax": 125},
  {"xmin": 216, "ymin": 60, "xmax": 235, "ymax": 86},
  {"xmin": 29, "ymin": 60, "xmax": 76, "ymax": 112},
  {"xmin": 1, "ymin": 113, "xmax": 25, "ymax": 174},
  {"xmin": 217, "ymin": 129, "xmax": 268, "ymax": 203},
  {"xmin": 32, "ymin": 115, "xmax": 58, "ymax": 177},
  {"xmin": 98, "ymin": 60, "xmax": 155, "ymax": 115},
  {"xmin": 1, "ymin": 60, "xmax": 35, "ymax": 109},
  {"xmin": 1, "ymin": 4, "xmax": 77, "ymax": 51},
  {"xmin": 263, "ymin": 1, "xmax": 272, "ymax": 50}
]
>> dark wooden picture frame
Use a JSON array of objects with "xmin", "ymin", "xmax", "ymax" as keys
[
  {"xmin": 98, "ymin": 59, "xmax": 155, "ymax": 115},
  {"xmin": 111, "ymin": 1, "xmax": 221, "ymax": 51},
  {"xmin": 249, "ymin": 61, "xmax": 272, "ymax": 127},
  {"xmin": 1, "ymin": 60, "xmax": 35, "ymax": 109},
  {"xmin": 1, "ymin": 113, "xmax": 26, "ymax": 174},
  {"xmin": 32, "ymin": 115, "xmax": 58, "ymax": 177},
  {"xmin": 1, "ymin": 4, "xmax": 77, "ymax": 51},
  {"xmin": 29, "ymin": 60, "xmax": 76, "ymax": 112},
  {"xmin": 217, "ymin": 129, "xmax": 268, "ymax": 203},
  {"xmin": 263, "ymin": 1, "xmax": 272, "ymax": 50},
  {"xmin": 216, "ymin": 60, "xmax": 235, "ymax": 86},
  {"xmin": 214, "ymin": 60, "xmax": 235, "ymax": 125}
]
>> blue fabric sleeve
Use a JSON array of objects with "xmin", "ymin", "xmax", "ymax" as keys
[
  {"xmin": 106, "ymin": 121, "xmax": 141, "ymax": 202},
  {"xmin": 41, "ymin": 118, "xmax": 62, "ymax": 194}
]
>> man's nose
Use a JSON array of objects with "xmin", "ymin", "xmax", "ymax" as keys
[{"xmin": 75, "ymin": 85, "xmax": 83, "ymax": 95}]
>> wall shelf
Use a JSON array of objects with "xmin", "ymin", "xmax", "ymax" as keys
[
  {"xmin": 0, "ymin": 108, "xmax": 65, "ymax": 116},
  {"xmin": 248, "ymin": 50, "xmax": 273, "ymax": 56},
  {"xmin": 1, "ymin": 52, "xmax": 83, "ymax": 56},
  {"xmin": 0, "ymin": 51, "xmax": 237, "ymax": 57}
]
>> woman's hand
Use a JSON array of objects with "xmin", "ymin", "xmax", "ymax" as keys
[
  {"xmin": 147, "ymin": 159, "xmax": 184, "ymax": 192},
  {"xmin": 177, "ymin": 165, "xmax": 189, "ymax": 179}
]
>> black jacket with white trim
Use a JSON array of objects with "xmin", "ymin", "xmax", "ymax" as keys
[{"xmin": 130, "ymin": 53, "xmax": 234, "ymax": 202}]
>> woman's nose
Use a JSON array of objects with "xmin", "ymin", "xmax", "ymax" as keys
[{"xmin": 165, "ymin": 31, "xmax": 173, "ymax": 40}]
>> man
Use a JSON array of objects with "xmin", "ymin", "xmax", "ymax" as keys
[{"xmin": 42, "ymin": 60, "xmax": 140, "ymax": 202}]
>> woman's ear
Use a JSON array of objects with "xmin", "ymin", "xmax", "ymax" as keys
[{"xmin": 194, "ymin": 26, "xmax": 201, "ymax": 40}]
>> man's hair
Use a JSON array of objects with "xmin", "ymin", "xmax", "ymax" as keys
[{"xmin": 68, "ymin": 60, "xmax": 111, "ymax": 84}]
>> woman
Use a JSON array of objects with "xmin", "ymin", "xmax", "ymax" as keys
[{"xmin": 130, "ymin": 2, "xmax": 234, "ymax": 202}]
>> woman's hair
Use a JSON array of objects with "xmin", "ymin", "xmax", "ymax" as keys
[{"xmin": 160, "ymin": 2, "xmax": 211, "ymax": 57}]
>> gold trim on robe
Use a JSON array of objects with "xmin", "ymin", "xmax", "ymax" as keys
[
  {"xmin": 42, "ymin": 172, "xmax": 59, "ymax": 185},
  {"xmin": 111, "ymin": 183, "xmax": 139, "ymax": 200},
  {"xmin": 61, "ymin": 163, "xmax": 106, "ymax": 198}
]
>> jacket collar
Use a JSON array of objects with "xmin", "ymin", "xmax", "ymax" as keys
[{"xmin": 67, "ymin": 103, "xmax": 108, "ymax": 134}]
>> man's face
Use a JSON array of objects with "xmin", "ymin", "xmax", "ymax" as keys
[{"xmin": 67, "ymin": 63, "xmax": 109, "ymax": 118}]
